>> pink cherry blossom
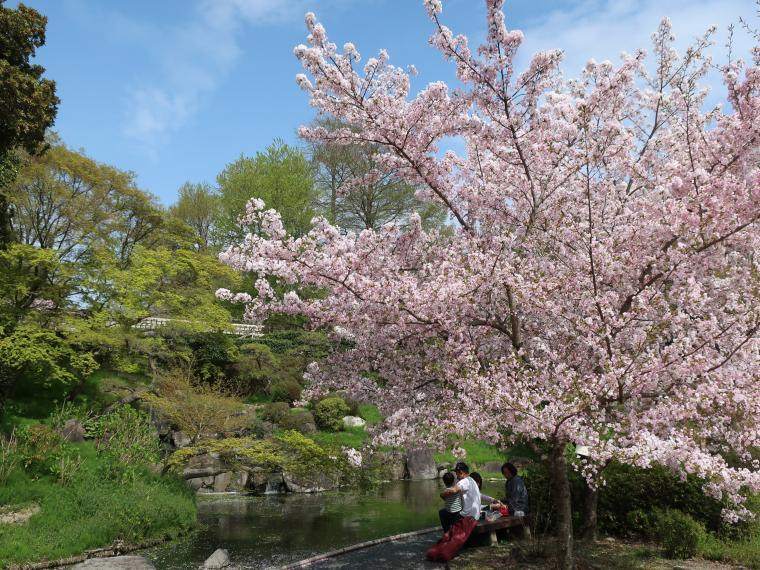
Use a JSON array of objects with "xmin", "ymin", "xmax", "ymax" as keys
[{"xmin": 219, "ymin": 1, "xmax": 760, "ymax": 541}]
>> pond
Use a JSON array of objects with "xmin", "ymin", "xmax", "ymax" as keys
[{"xmin": 144, "ymin": 478, "xmax": 506, "ymax": 569}]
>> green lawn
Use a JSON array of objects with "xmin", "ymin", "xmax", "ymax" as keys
[
  {"xmin": 0, "ymin": 443, "xmax": 196, "ymax": 568},
  {"xmin": 310, "ymin": 426, "xmax": 370, "ymax": 449}
]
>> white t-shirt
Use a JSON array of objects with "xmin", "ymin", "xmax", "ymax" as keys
[{"xmin": 457, "ymin": 476, "xmax": 482, "ymax": 519}]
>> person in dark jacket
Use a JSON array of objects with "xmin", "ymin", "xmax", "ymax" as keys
[{"xmin": 495, "ymin": 462, "xmax": 528, "ymax": 515}]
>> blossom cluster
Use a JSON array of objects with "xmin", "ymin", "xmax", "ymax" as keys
[{"xmin": 219, "ymin": 2, "xmax": 760, "ymax": 519}]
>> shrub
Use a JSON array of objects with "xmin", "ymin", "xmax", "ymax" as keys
[
  {"xmin": 260, "ymin": 402, "xmax": 289, "ymax": 424},
  {"xmin": 0, "ymin": 430, "xmax": 19, "ymax": 485},
  {"xmin": 92, "ymin": 406, "xmax": 161, "ymax": 473},
  {"xmin": 17, "ymin": 423, "xmax": 62, "ymax": 476},
  {"xmin": 597, "ymin": 461, "xmax": 724, "ymax": 535},
  {"xmin": 269, "ymin": 380, "xmax": 302, "ymax": 403},
  {"xmin": 142, "ymin": 368, "xmax": 249, "ymax": 442},
  {"xmin": 655, "ymin": 509, "xmax": 705, "ymax": 559},
  {"xmin": 314, "ymin": 396, "xmax": 350, "ymax": 432},
  {"xmin": 279, "ymin": 410, "xmax": 316, "ymax": 434}
]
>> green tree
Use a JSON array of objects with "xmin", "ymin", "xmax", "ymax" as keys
[
  {"xmin": 215, "ymin": 140, "xmax": 316, "ymax": 245},
  {"xmin": 306, "ymin": 117, "xmax": 447, "ymax": 232},
  {"xmin": 169, "ymin": 182, "xmax": 218, "ymax": 251},
  {"xmin": 0, "ymin": 0, "xmax": 59, "ymax": 247}
]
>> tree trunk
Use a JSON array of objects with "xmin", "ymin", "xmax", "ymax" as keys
[
  {"xmin": 580, "ymin": 483, "xmax": 598, "ymax": 541},
  {"xmin": 551, "ymin": 441, "xmax": 574, "ymax": 570}
]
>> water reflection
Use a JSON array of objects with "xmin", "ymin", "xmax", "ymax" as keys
[{"xmin": 145, "ymin": 478, "xmax": 507, "ymax": 569}]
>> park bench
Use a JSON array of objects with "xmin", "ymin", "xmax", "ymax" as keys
[{"xmin": 472, "ymin": 515, "xmax": 531, "ymax": 546}]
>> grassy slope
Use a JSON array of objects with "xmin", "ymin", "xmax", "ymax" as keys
[{"xmin": 0, "ymin": 443, "xmax": 196, "ymax": 568}]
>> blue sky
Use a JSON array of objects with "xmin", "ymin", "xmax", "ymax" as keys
[{"xmin": 18, "ymin": 0, "xmax": 756, "ymax": 205}]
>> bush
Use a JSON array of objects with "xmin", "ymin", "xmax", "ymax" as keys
[
  {"xmin": 269, "ymin": 380, "xmax": 302, "ymax": 403},
  {"xmin": 655, "ymin": 509, "xmax": 706, "ymax": 559},
  {"xmin": 279, "ymin": 410, "xmax": 316, "ymax": 434},
  {"xmin": 597, "ymin": 461, "xmax": 724, "ymax": 535},
  {"xmin": 142, "ymin": 368, "xmax": 249, "ymax": 442},
  {"xmin": 314, "ymin": 396, "xmax": 350, "ymax": 432},
  {"xmin": 260, "ymin": 402, "xmax": 289, "ymax": 424},
  {"xmin": 92, "ymin": 406, "xmax": 161, "ymax": 477}
]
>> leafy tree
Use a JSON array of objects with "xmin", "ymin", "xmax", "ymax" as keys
[
  {"xmin": 215, "ymin": 140, "xmax": 316, "ymax": 246},
  {"xmin": 307, "ymin": 117, "xmax": 446, "ymax": 232},
  {"xmin": 105, "ymin": 245, "xmax": 239, "ymax": 330},
  {"xmin": 0, "ymin": 0, "xmax": 59, "ymax": 247},
  {"xmin": 169, "ymin": 182, "xmax": 219, "ymax": 251},
  {"xmin": 0, "ymin": 323, "xmax": 97, "ymax": 410}
]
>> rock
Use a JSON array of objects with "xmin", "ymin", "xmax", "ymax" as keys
[
  {"xmin": 0, "ymin": 503, "xmax": 40, "ymax": 525},
  {"xmin": 283, "ymin": 471, "xmax": 337, "ymax": 493},
  {"xmin": 229, "ymin": 470, "xmax": 248, "ymax": 491},
  {"xmin": 203, "ymin": 548, "xmax": 230, "ymax": 569},
  {"xmin": 213, "ymin": 471, "xmax": 232, "ymax": 492},
  {"xmin": 342, "ymin": 415, "xmax": 366, "ymax": 428},
  {"xmin": 481, "ymin": 461, "xmax": 505, "ymax": 473},
  {"xmin": 171, "ymin": 431, "xmax": 192, "ymax": 448},
  {"xmin": 509, "ymin": 456, "xmax": 533, "ymax": 470},
  {"xmin": 405, "ymin": 446, "xmax": 438, "ymax": 480},
  {"xmin": 60, "ymin": 419, "xmax": 85, "ymax": 443},
  {"xmin": 71, "ymin": 556, "xmax": 156, "ymax": 569},
  {"xmin": 377, "ymin": 450, "xmax": 406, "ymax": 480},
  {"xmin": 182, "ymin": 453, "xmax": 225, "ymax": 480}
]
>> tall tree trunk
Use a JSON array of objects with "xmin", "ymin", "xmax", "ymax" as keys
[
  {"xmin": 580, "ymin": 484, "xmax": 598, "ymax": 541},
  {"xmin": 0, "ymin": 193, "xmax": 14, "ymax": 249},
  {"xmin": 551, "ymin": 440, "xmax": 574, "ymax": 570}
]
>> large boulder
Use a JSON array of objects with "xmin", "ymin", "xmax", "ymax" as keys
[
  {"xmin": 60, "ymin": 419, "xmax": 85, "ymax": 443},
  {"xmin": 213, "ymin": 471, "xmax": 232, "ymax": 493},
  {"xmin": 377, "ymin": 450, "xmax": 406, "ymax": 480},
  {"xmin": 71, "ymin": 556, "xmax": 155, "ymax": 569},
  {"xmin": 482, "ymin": 460, "xmax": 505, "ymax": 474},
  {"xmin": 187, "ymin": 475, "xmax": 216, "ymax": 493},
  {"xmin": 405, "ymin": 447, "xmax": 438, "ymax": 480},
  {"xmin": 283, "ymin": 471, "xmax": 337, "ymax": 493},
  {"xmin": 182, "ymin": 453, "xmax": 225, "ymax": 480},
  {"xmin": 203, "ymin": 548, "xmax": 230, "ymax": 569},
  {"xmin": 342, "ymin": 415, "xmax": 366, "ymax": 428}
]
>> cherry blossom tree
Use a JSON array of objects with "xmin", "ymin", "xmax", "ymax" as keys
[{"xmin": 218, "ymin": 2, "xmax": 760, "ymax": 566}]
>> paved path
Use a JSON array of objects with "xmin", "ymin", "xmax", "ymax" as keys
[{"xmin": 307, "ymin": 532, "xmax": 447, "ymax": 570}]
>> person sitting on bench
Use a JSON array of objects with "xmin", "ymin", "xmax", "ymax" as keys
[
  {"xmin": 492, "ymin": 462, "xmax": 528, "ymax": 516},
  {"xmin": 439, "ymin": 462, "xmax": 481, "ymax": 531}
]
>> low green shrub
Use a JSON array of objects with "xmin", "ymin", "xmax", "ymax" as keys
[
  {"xmin": 279, "ymin": 410, "xmax": 316, "ymax": 434},
  {"xmin": 269, "ymin": 380, "xmax": 302, "ymax": 403},
  {"xmin": 655, "ymin": 509, "xmax": 706, "ymax": 559},
  {"xmin": 597, "ymin": 461, "xmax": 724, "ymax": 535},
  {"xmin": 314, "ymin": 396, "xmax": 350, "ymax": 432},
  {"xmin": 260, "ymin": 402, "xmax": 289, "ymax": 424},
  {"xmin": 91, "ymin": 406, "xmax": 161, "ymax": 479}
]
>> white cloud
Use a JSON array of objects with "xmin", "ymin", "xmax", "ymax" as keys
[{"xmin": 121, "ymin": 0, "xmax": 307, "ymax": 152}]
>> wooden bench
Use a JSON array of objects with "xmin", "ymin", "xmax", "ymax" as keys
[{"xmin": 472, "ymin": 515, "xmax": 531, "ymax": 546}]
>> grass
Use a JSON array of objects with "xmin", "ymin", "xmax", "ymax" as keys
[
  {"xmin": 310, "ymin": 426, "xmax": 369, "ymax": 449},
  {"xmin": 0, "ymin": 443, "xmax": 196, "ymax": 568},
  {"xmin": 433, "ymin": 439, "xmax": 505, "ymax": 467},
  {"xmin": 357, "ymin": 404, "xmax": 382, "ymax": 425},
  {"xmin": 700, "ymin": 533, "xmax": 760, "ymax": 569}
]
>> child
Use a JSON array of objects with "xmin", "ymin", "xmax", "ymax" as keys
[{"xmin": 441, "ymin": 471, "xmax": 463, "ymax": 519}]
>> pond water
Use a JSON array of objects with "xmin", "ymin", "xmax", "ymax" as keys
[{"xmin": 144, "ymin": 478, "xmax": 506, "ymax": 569}]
